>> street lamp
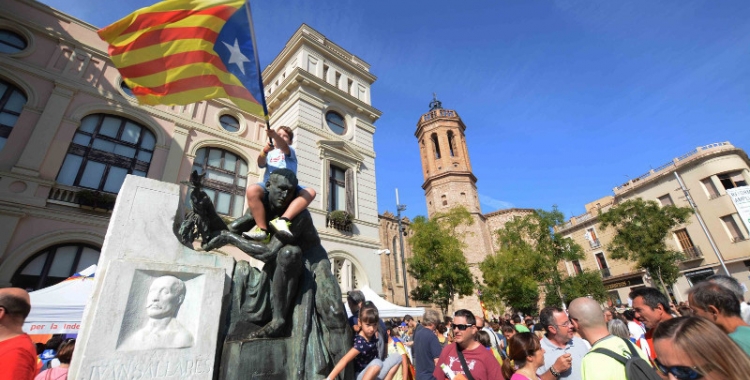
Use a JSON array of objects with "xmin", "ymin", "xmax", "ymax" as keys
[{"xmin": 396, "ymin": 189, "xmax": 409, "ymax": 307}]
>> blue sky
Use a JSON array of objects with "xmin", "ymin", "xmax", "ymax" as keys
[{"xmin": 40, "ymin": 0, "xmax": 750, "ymax": 220}]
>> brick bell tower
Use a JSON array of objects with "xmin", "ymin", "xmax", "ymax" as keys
[
  {"xmin": 416, "ymin": 95, "xmax": 481, "ymax": 217},
  {"xmin": 415, "ymin": 95, "xmax": 494, "ymax": 314}
]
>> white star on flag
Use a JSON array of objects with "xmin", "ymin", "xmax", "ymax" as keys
[{"xmin": 223, "ymin": 39, "xmax": 250, "ymax": 75}]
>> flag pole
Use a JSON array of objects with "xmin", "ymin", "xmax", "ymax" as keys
[{"xmin": 244, "ymin": 1, "xmax": 273, "ymax": 147}]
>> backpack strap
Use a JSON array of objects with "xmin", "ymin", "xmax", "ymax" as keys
[
  {"xmin": 591, "ymin": 347, "xmax": 628, "ymax": 366},
  {"xmin": 456, "ymin": 346, "xmax": 477, "ymax": 380}
]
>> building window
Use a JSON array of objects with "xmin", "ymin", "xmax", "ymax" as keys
[
  {"xmin": 332, "ymin": 256, "xmax": 362, "ymax": 293},
  {"xmin": 0, "ymin": 30, "xmax": 27, "ymax": 54},
  {"xmin": 595, "ymin": 252, "xmax": 610, "ymax": 278},
  {"xmin": 11, "ymin": 244, "xmax": 100, "ymax": 291},
  {"xmin": 441, "ymin": 194, "xmax": 447, "ymax": 206},
  {"xmin": 192, "ymin": 147, "xmax": 247, "ymax": 217},
  {"xmin": 431, "ymin": 133, "xmax": 441, "ymax": 159},
  {"xmin": 447, "ymin": 131, "xmax": 456, "ymax": 157},
  {"xmin": 585, "ymin": 228, "xmax": 601, "ymax": 249},
  {"xmin": 56, "ymin": 114, "xmax": 155, "ymax": 193},
  {"xmin": 658, "ymin": 194, "xmax": 673, "ymax": 206},
  {"xmin": 335, "ymin": 72, "xmax": 341, "ymax": 88},
  {"xmin": 323, "ymin": 64, "xmax": 329, "ymax": 82},
  {"xmin": 347, "ymin": 78, "xmax": 353, "ymax": 94},
  {"xmin": 571, "ymin": 260, "xmax": 582, "ymax": 275},
  {"xmin": 722, "ymin": 214, "xmax": 746, "ymax": 243},
  {"xmin": 329, "ymin": 164, "xmax": 348, "ymax": 212},
  {"xmin": 120, "ymin": 81, "xmax": 135, "ymax": 98},
  {"xmin": 325, "ymin": 111, "xmax": 346, "ymax": 135},
  {"xmin": 718, "ymin": 172, "xmax": 748, "ymax": 190},
  {"xmin": 392, "ymin": 236, "xmax": 399, "ymax": 283},
  {"xmin": 674, "ymin": 228, "xmax": 702, "ymax": 259},
  {"xmin": 701, "ymin": 178, "xmax": 720, "ymax": 199},
  {"xmin": 0, "ymin": 78, "xmax": 27, "ymax": 151},
  {"xmin": 219, "ymin": 114, "xmax": 240, "ymax": 132}
]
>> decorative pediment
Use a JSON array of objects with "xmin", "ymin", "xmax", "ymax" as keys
[{"xmin": 317, "ymin": 140, "xmax": 364, "ymax": 171}]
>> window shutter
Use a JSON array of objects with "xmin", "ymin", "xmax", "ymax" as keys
[{"xmin": 345, "ymin": 168, "xmax": 355, "ymax": 215}]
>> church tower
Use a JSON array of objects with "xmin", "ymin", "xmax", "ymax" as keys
[
  {"xmin": 415, "ymin": 96, "xmax": 494, "ymax": 313},
  {"xmin": 416, "ymin": 96, "xmax": 481, "ymax": 217}
]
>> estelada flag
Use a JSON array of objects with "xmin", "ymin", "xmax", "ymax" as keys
[{"xmin": 98, "ymin": 0, "xmax": 267, "ymax": 118}]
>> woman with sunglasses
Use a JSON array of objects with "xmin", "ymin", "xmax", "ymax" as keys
[
  {"xmin": 35, "ymin": 339, "xmax": 75, "ymax": 380},
  {"xmin": 653, "ymin": 316, "xmax": 750, "ymax": 380},
  {"xmin": 501, "ymin": 333, "xmax": 545, "ymax": 380}
]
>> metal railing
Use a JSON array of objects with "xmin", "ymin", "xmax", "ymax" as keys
[
  {"xmin": 589, "ymin": 239, "xmax": 601, "ymax": 249},
  {"xmin": 681, "ymin": 246, "xmax": 703, "ymax": 260},
  {"xmin": 600, "ymin": 268, "xmax": 611, "ymax": 278}
]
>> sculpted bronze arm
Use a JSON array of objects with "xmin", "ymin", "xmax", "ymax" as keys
[{"xmin": 203, "ymin": 230, "xmax": 284, "ymax": 263}]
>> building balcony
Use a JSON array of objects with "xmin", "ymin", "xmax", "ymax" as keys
[
  {"xmin": 326, "ymin": 211, "xmax": 353, "ymax": 233},
  {"xmin": 589, "ymin": 239, "xmax": 601, "ymax": 249},
  {"xmin": 48, "ymin": 184, "xmax": 116, "ymax": 212},
  {"xmin": 680, "ymin": 246, "xmax": 703, "ymax": 262},
  {"xmin": 600, "ymin": 268, "xmax": 611, "ymax": 278},
  {"xmin": 732, "ymin": 236, "xmax": 748, "ymax": 243}
]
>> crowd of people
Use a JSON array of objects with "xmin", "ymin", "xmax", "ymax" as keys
[
  {"xmin": 5, "ymin": 270, "xmax": 750, "ymax": 380},
  {"xmin": 335, "ymin": 274, "xmax": 750, "ymax": 380}
]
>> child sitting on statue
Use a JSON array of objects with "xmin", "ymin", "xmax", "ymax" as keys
[{"xmin": 243, "ymin": 126, "xmax": 316, "ymax": 240}]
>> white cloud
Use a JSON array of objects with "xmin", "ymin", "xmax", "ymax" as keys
[{"xmin": 478, "ymin": 193, "xmax": 514, "ymax": 211}]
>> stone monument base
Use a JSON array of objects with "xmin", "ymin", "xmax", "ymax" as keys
[{"xmin": 220, "ymin": 338, "xmax": 289, "ymax": 380}]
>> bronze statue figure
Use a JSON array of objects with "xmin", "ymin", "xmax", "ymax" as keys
[{"xmin": 180, "ymin": 168, "xmax": 352, "ymax": 380}]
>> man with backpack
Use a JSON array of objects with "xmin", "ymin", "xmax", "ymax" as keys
[{"xmin": 568, "ymin": 297, "xmax": 660, "ymax": 380}]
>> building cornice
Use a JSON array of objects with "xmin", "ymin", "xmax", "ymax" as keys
[
  {"xmin": 422, "ymin": 171, "xmax": 478, "ymax": 190},
  {"xmin": 263, "ymin": 24, "xmax": 376, "ymax": 84},
  {"xmin": 483, "ymin": 208, "xmax": 535, "ymax": 218},
  {"xmin": 267, "ymin": 67, "xmax": 381, "ymax": 122}
]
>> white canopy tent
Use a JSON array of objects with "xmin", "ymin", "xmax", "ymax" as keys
[
  {"xmin": 344, "ymin": 285, "xmax": 425, "ymax": 318},
  {"xmin": 22, "ymin": 265, "xmax": 96, "ymax": 334}
]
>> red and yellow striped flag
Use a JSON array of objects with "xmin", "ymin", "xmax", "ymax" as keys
[{"xmin": 98, "ymin": 0, "xmax": 267, "ymax": 117}]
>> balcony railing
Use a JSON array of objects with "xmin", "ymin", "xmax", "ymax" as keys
[
  {"xmin": 600, "ymin": 268, "xmax": 611, "ymax": 278},
  {"xmin": 589, "ymin": 239, "xmax": 601, "ymax": 249},
  {"xmin": 326, "ymin": 212, "xmax": 353, "ymax": 233},
  {"xmin": 48, "ymin": 185, "xmax": 116, "ymax": 212},
  {"xmin": 681, "ymin": 246, "xmax": 703, "ymax": 261}
]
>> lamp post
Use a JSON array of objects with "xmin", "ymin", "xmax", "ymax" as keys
[{"xmin": 396, "ymin": 189, "xmax": 409, "ymax": 306}]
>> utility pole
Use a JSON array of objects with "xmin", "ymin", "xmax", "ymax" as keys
[
  {"xmin": 396, "ymin": 188, "xmax": 409, "ymax": 306},
  {"xmin": 674, "ymin": 171, "xmax": 730, "ymax": 275}
]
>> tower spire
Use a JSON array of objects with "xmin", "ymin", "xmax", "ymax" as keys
[{"xmin": 428, "ymin": 93, "xmax": 443, "ymax": 110}]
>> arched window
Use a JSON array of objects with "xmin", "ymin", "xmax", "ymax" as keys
[
  {"xmin": 431, "ymin": 133, "xmax": 441, "ymax": 159},
  {"xmin": 11, "ymin": 244, "xmax": 100, "ymax": 291},
  {"xmin": 392, "ymin": 236, "xmax": 399, "ymax": 283},
  {"xmin": 56, "ymin": 114, "xmax": 155, "ymax": 193},
  {"xmin": 331, "ymin": 256, "xmax": 363, "ymax": 293},
  {"xmin": 192, "ymin": 147, "xmax": 248, "ymax": 217},
  {"xmin": 0, "ymin": 78, "xmax": 27, "ymax": 151},
  {"xmin": 447, "ymin": 131, "xmax": 456, "ymax": 157},
  {"xmin": 0, "ymin": 30, "xmax": 27, "ymax": 54}
]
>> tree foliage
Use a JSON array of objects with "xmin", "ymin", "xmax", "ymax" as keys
[
  {"xmin": 407, "ymin": 206, "xmax": 475, "ymax": 315},
  {"xmin": 598, "ymin": 198, "xmax": 693, "ymax": 293},
  {"xmin": 544, "ymin": 270, "xmax": 609, "ymax": 308},
  {"xmin": 480, "ymin": 207, "xmax": 585, "ymax": 315}
]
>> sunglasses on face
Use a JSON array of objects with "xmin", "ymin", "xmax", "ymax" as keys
[
  {"xmin": 452, "ymin": 324, "xmax": 474, "ymax": 331},
  {"xmin": 654, "ymin": 358, "xmax": 704, "ymax": 380}
]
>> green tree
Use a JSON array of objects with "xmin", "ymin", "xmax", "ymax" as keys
[
  {"xmin": 479, "ymin": 207, "xmax": 585, "ymax": 315},
  {"xmin": 598, "ymin": 198, "xmax": 693, "ymax": 294},
  {"xmin": 544, "ymin": 271, "xmax": 609, "ymax": 308},
  {"xmin": 407, "ymin": 206, "xmax": 475, "ymax": 315}
]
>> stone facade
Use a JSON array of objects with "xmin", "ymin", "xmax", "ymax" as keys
[
  {"xmin": 557, "ymin": 142, "xmax": 750, "ymax": 305},
  {"xmin": 0, "ymin": 0, "xmax": 382, "ymax": 298}
]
